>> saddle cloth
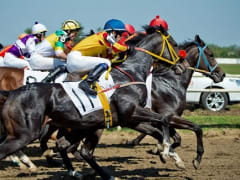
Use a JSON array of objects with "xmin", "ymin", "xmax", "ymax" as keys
[
  {"xmin": 60, "ymin": 71, "xmax": 115, "ymax": 116},
  {"xmin": 23, "ymin": 70, "xmax": 67, "ymax": 85}
]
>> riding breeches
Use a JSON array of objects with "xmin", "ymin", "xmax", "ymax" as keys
[
  {"xmin": 29, "ymin": 53, "xmax": 66, "ymax": 71},
  {"xmin": 3, "ymin": 52, "xmax": 31, "ymax": 69},
  {"xmin": 66, "ymin": 51, "xmax": 111, "ymax": 73}
]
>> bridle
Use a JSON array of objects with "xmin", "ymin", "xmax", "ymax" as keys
[
  {"xmin": 194, "ymin": 42, "xmax": 218, "ymax": 72},
  {"xmin": 112, "ymin": 30, "xmax": 181, "ymax": 81},
  {"xmin": 135, "ymin": 31, "xmax": 181, "ymax": 65}
]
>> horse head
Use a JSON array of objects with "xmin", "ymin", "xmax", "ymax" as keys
[
  {"xmin": 125, "ymin": 25, "xmax": 186, "ymax": 76},
  {"xmin": 184, "ymin": 35, "xmax": 225, "ymax": 83}
]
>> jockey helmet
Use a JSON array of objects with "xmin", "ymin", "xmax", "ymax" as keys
[
  {"xmin": 125, "ymin": 24, "xmax": 136, "ymax": 35},
  {"xmin": 31, "ymin": 22, "xmax": 48, "ymax": 34},
  {"xmin": 62, "ymin": 20, "xmax": 80, "ymax": 31},
  {"xmin": 104, "ymin": 19, "xmax": 126, "ymax": 32},
  {"xmin": 149, "ymin": 15, "xmax": 168, "ymax": 30}
]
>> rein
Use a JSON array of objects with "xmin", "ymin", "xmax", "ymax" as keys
[{"xmin": 98, "ymin": 81, "xmax": 146, "ymax": 94}]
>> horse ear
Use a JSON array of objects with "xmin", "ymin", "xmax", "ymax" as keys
[
  {"xmin": 195, "ymin": 34, "xmax": 205, "ymax": 46},
  {"xmin": 195, "ymin": 34, "xmax": 201, "ymax": 43}
]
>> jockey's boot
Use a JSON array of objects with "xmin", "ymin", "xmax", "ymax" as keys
[
  {"xmin": 41, "ymin": 65, "xmax": 67, "ymax": 83},
  {"xmin": 78, "ymin": 63, "xmax": 109, "ymax": 96}
]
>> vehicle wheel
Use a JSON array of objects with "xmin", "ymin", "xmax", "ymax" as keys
[{"xmin": 201, "ymin": 92, "xmax": 228, "ymax": 111}]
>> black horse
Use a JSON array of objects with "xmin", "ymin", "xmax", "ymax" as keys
[
  {"xmin": 0, "ymin": 26, "xmax": 184, "ymax": 180},
  {"xmin": 53, "ymin": 34, "xmax": 225, "ymax": 174},
  {"xmin": 125, "ymin": 34, "xmax": 225, "ymax": 169}
]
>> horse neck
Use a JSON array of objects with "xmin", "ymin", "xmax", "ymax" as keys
[
  {"xmin": 180, "ymin": 44, "xmax": 199, "ymax": 89},
  {"xmin": 112, "ymin": 34, "xmax": 160, "ymax": 82}
]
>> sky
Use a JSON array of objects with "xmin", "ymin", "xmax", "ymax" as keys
[{"xmin": 0, "ymin": 0, "xmax": 239, "ymax": 47}]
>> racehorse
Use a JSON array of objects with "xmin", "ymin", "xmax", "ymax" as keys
[
  {"xmin": 125, "ymin": 34, "xmax": 225, "ymax": 169},
  {"xmin": 0, "ymin": 26, "xmax": 184, "ymax": 180},
  {"xmin": 49, "ymin": 34, "xmax": 225, "ymax": 175}
]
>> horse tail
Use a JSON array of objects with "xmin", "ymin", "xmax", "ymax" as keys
[
  {"xmin": 0, "ymin": 90, "xmax": 9, "ymax": 97},
  {"xmin": 0, "ymin": 90, "xmax": 9, "ymax": 103},
  {"xmin": 0, "ymin": 90, "xmax": 9, "ymax": 113}
]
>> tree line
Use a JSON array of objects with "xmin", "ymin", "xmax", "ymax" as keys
[{"xmin": 208, "ymin": 44, "xmax": 240, "ymax": 58}]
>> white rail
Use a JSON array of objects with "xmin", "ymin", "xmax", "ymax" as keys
[{"xmin": 187, "ymin": 89, "xmax": 240, "ymax": 93}]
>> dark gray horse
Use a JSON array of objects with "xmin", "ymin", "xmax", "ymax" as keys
[
  {"xmin": 0, "ymin": 26, "xmax": 184, "ymax": 180},
  {"xmin": 125, "ymin": 34, "xmax": 225, "ymax": 169},
  {"xmin": 53, "ymin": 34, "xmax": 225, "ymax": 174}
]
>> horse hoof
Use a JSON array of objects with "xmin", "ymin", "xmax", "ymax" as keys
[
  {"xmin": 69, "ymin": 170, "xmax": 84, "ymax": 180},
  {"xmin": 19, "ymin": 163, "xmax": 28, "ymax": 170},
  {"xmin": 159, "ymin": 152, "xmax": 167, "ymax": 164},
  {"xmin": 192, "ymin": 159, "xmax": 200, "ymax": 169},
  {"xmin": 29, "ymin": 166, "xmax": 37, "ymax": 172},
  {"xmin": 175, "ymin": 160, "xmax": 185, "ymax": 170}
]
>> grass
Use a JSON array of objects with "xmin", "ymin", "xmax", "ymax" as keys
[
  {"xmin": 183, "ymin": 115, "xmax": 240, "ymax": 130},
  {"xmin": 220, "ymin": 64, "xmax": 240, "ymax": 74},
  {"xmin": 105, "ymin": 113, "xmax": 240, "ymax": 133}
]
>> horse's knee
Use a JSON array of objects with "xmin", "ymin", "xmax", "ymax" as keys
[
  {"xmin": 80, "ymin": 144, "xmax": 92, "ymax": 160},
  {"xmin": 56, "ymin": 136, "xmax": 71, "ymax": 151}
]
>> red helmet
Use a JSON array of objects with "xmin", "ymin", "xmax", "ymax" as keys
[
  {"xmin": 149, "ymin": 15, "xmax": 168, "ymax": 30},
  {"xmin": 125, "ymin": 24, "xmax": 136, "ymax": 35}
]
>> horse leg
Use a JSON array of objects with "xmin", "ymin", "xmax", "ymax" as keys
[
  {"xmin": 56, "ymin": 128, "xmax": 83, "ymax": 179},
  {"xmin": 9, "ymin": 153, "xmax": 28, "ymax": 170},
  {"xmin": 131, "ymin": 106, "xmax": 171, "ymax": 162},
  {"xmin": 126, "ymin": 133, "xmax": 146, "ymax": 146},
  {"xmin": 0, "ymin": 132, "xmax": 33, "ymax": 161},
  {"xmin": 16, "ymin": 150, "xmax": 37, "ymax": 172},
  {"xmin": 39, "ymin": 123, "xmax": 60, "ymax": 166},
  {"xmin": 170, "ymin": 115, "xmax": 204, "ymax": 169},
  {"xmin": 131, "ymin": 122, "xmax": 172, "ymax": 163},
  {"xmin": 80, "ymin": 132, "xmax": 115, "ymax": 180}
]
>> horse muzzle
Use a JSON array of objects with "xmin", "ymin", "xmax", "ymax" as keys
[{"xmin": 211, "ymin": 71, "xmax": 225, "ymax": 83}]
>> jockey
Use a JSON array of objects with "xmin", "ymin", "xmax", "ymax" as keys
[
  {"xmin": 29, "ymin": 20, "xmax": 80, "ymax": 70},
  {"xmin": 2, "ymin": 22, "xmax": 47, "ymax": 69},
  {"xmin": 149, "ymin": 15, "xmax": 168, "ymax": 30},
  {"xmin": 43, "ymin": 19, "xmax": 131, "ymax": 96}
]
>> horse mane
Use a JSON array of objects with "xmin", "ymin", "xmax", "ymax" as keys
[
  {"xmin": 179, "ymin": 41, "xmax": 195, "ymax": 50},
  {"xmin": 179, "ymin": 34, "xmax": 205, "ymax": 49}
]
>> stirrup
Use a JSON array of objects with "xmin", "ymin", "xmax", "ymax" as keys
[{"xmin": 78, "ymin": 80, "xmax": 97, "ymax": 96}]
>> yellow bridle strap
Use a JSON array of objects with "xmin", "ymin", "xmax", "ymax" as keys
[
  {"xmin": 141, "ymin": 31, "xmax": 180, "ymax": 65},
  {"xmin": 95, "ymin": 83, "xmax": 113, "ymax": 128}
]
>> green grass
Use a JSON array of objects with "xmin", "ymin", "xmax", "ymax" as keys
[
  {"xmin": 219, "ymin": 64, "xmax": 240, "ymax": 74},
  {"xmin": 105, "ymin": 115, "xmax": 240, "ymax": 133},
  {"xmin": 183, "ymin": 115, "xmax": 240, "ymax": 129}
]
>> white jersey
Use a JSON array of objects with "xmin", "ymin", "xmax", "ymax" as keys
[{"xmin": 35, "ymin": 39, "xmax": 55, "ymax": 57}]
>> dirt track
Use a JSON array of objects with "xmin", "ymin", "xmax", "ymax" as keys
[{"xmin": 0, "ymin": 129, "xmax": 240, "ymax": 180}]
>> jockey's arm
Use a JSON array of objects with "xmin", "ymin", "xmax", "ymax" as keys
[{"xmin": 55, "ymin": 51, "xmax": 67, "ymax": 60}]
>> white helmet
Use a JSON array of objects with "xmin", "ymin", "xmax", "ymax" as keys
[{"xmin": 31, "ymin": 22, "xmax": 48, "ymax": 34}]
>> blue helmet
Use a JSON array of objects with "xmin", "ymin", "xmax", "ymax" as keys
[{"xmin": 104, "ymin": 19, "xmax": 126, "ymax": 32}]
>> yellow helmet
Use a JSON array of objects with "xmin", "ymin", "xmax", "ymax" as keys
[
  {"xmin": 62, "ymin": 20, "xmax": 80, "ymax": 31},
  {"xmin": 18, "ymin": 33, "xmax": 27, "ymax": 39}
]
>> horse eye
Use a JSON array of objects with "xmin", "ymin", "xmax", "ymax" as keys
[{"xmin": 209, "ymin": 53, "xmax": 214, "ymax": 57}]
